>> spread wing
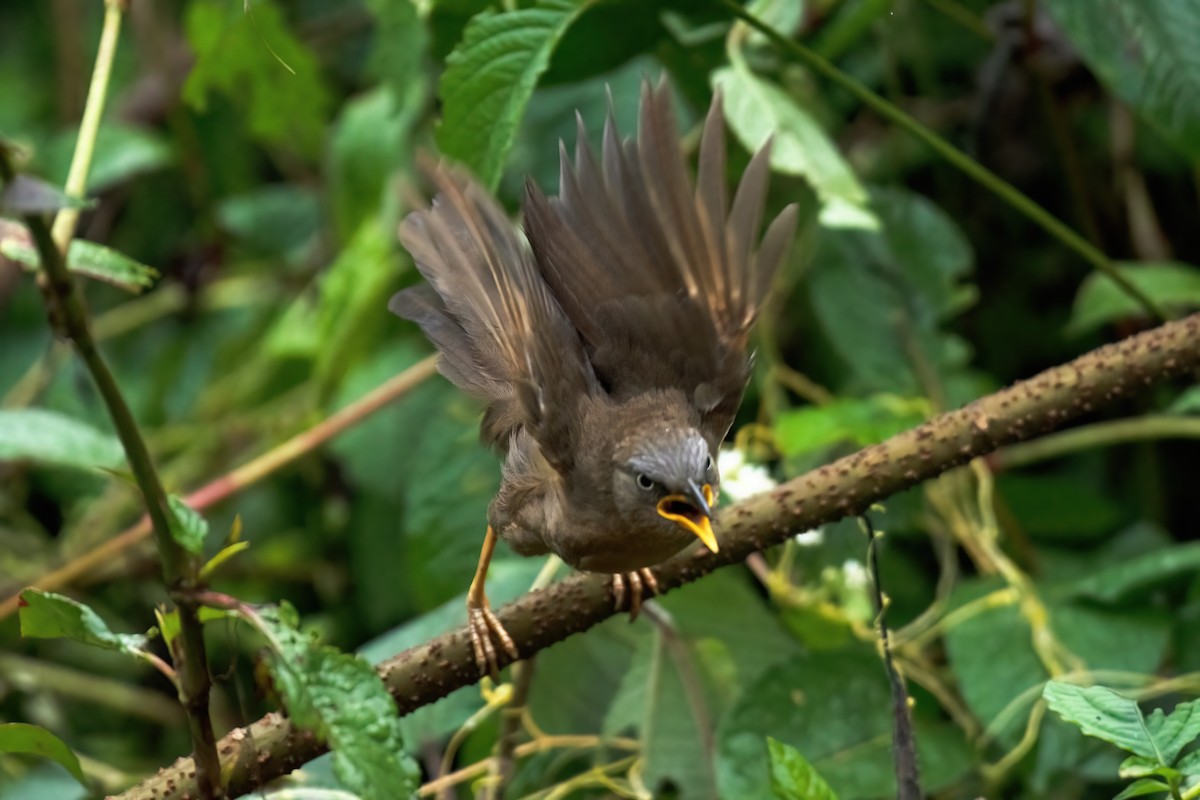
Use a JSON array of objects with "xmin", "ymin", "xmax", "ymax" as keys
[
  {"xmin": 523, "ymin": 79, "xmax": 798, "ymax": 445},
  {"xmin": 389, "ymin": 166, "xmax": 596, "ymax": 471}
]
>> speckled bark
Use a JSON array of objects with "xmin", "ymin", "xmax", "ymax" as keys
[{"xmin": 112, "ymin": 314, "xmax": 1200, "ymax": 800}]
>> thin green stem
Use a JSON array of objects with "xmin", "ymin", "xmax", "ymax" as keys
[
  {"xmin": 0, "ymin": 155, "xmax": 223, "ymax": 796},
  {"xmin": 51, "ymin": 0, "xmax": 124, "ymax": 250},
  {"xmin": 991, "ymin": 416, "xmax": 1200, "ymax": 471},
  {"xmin": 717, "ymin": 0, "xmax": 1169, "ymax": 322}
]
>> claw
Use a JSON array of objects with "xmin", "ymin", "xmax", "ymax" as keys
[
  {"xmin": 467, "ymin": 601, "xmax": 517, "ymax": 677},
  {"xmin": 611, "ymin": 568, "xmax": 659, "ymax": 622}
]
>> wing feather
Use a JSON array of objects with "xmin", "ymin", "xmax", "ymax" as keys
[
  {"xmin": 524, "ymin": 78, "xmax": 798, "ymax": 443},
  {"xmin": 390, "ymin": 166, "xmax": 595, "ymax": 468}
]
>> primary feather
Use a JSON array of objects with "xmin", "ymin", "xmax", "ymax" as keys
[{"xmin": 523, "ymin": 79, "xmax": 798, "ymax": 447}]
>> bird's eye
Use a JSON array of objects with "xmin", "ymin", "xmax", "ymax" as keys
[
  {"xmin": 635, "ymin": 473, "xmax": 656, "ymax": 491},
  {"xmin": 705, "ymin": 454, "xmax": 714, "ymax": 472}
]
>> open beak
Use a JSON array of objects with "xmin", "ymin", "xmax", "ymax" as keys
[{"xmin": 656, "ymin": 479, "xmax": 718, "ymax": 553}]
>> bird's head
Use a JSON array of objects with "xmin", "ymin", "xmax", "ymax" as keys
[{"xmin": 611, "ymin": 427, "xmax": 719, "ymax": 553}]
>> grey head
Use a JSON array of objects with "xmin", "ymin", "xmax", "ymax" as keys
[{"xmin": 611, "ymin": 423, "xmax": 720, "ymax": 553}]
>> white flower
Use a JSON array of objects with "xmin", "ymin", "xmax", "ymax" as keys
[
  {"xmin": 717, "ymin": 447, "xmax": 777, "ymax": 503},
  {"xmin": 793, "ymin": 528, "xmax": 824, "ymax": 547},
  {"xmin": 841, "ymin": 559, "xmax": 868, "ymax": 589}
]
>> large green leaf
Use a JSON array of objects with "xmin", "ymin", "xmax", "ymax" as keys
[
  {"xmin": 605, "ymin": 627, "xmax": 720, "ymax": 799},
  {"xmin": 18, "ymin": 590, "xmax": 149, "ymax": 656},
  {"xmin": 807, "ymin": 186, "xmax": 975, "ymax": 394},
  {"xmin": 1052, "ymin": 541, "xmax": 1200, "ymax": 603},
  {"xmin": 773, "ymin": 395, "xmax": 926, "ymax": 458},
  {"xmin": 0, "ymin": 225, "xmax": 158, "ymax": 293},
  {"xmin": 716, "ymin": 645, "xmax": 973, "ymax": 799},
  {"xmin": 0, "ymin": 724, "xmax": 86, "ymax": 787},
  {"xmin": 1044, "ymin": 0, "xmax": 1200, "ymax": 161},
  {"xmin": 0, "ymin": 409, "xmax": 123, "ymax": 471},
  {"xmin": 256, "ymin": 603, "xmax": 420, "ymax": 800},
  {"xmin": 1043, "ymin": 683, "xmax": 1163, "ymax": 760},
  {"xmin": 182, "ymin": 0, "xmax": 332, "ymax": 158},
  {"xmin": 332, "ymin": 346, "xmax": 501, "ymax": 611},
  {"xmin": 1067, "ymin": 261, "xmax": 1200, "ymax": 335},
  {"xmin": 437, "ymin": 0, "xmax": 596, "ymax": 190},
  {"xmin": 713, "ymin": 63, "xmax": 876, "ymax": 230}
]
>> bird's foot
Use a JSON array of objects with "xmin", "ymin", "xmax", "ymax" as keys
[
  {"xmin": 612, "ymin": 568, "xmax": 659, "ymax": 621},
  {"xmin": 467, "ymin": 598, "xmax": 518, "ymax": 677}
]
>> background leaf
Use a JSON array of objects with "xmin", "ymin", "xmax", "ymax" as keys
[
  {"xmin": 0, "ymin": 409, "xmax": 123, "ymax": 471},
  {"xmin": 18, "ymin": 590, "xmax": 148, "ymax": 656},
  {"xmin": 437, "ymin": 0, "xmax": 595, "ymax": 189},
  {"xmin": 767, "ymin": 737, "xmax": 839, "ymax": 800},
  {"xmin": 0, "ymin": 724, "xmax": 87, "ymax": 787},
  {"xmin": 1067, "ymin": 262, "xmax": 1200, "ymax": 335},
  {"xmin": 1045, "ymin": 0, "xmax": 1200, "ymax": 160}
]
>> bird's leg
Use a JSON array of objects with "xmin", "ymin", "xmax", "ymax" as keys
[
  {"xmin": 467, "ymin": 525, "xmax": 518, "ymax": 677},
  {"xmin": 611, "ymin": 568, "xmax": 660, "ymax": 621}
]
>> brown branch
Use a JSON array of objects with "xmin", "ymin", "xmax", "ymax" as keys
[{"xmin": 111, "ymin": 314, "xmax": 1200, "ymax": 800}]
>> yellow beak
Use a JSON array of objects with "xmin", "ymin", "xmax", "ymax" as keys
[{"xmin": 656, "ymin": 482, "xmax": 718, "ymax": 553}]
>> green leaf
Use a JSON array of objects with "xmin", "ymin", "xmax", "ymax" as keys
[
  {"xmin": 1176, "ymin": 749, "xmax": 1200, "ymax": 775},
  {"xmin": 767, "ymin": 737, "xmax": 839, "ymax": 800},
  {"xmin": 1113, "ymin": 777, "xmax": 1173, "ymax": 800},
  {"xmin": 166, "ymin": 495, "xmax": 208, "ymax": 555},
  {"xmin": 1043, "ymin": 682, "xmax": 1161, "ymax": 760},
  {"xmin": 604, "ymin": 628, "xmax": 719, "ymax": 799},
  {"xmin": 0, "ymin": 235, "xmax": 159, "ymax": 293},
  {"xmin": 1170, "ymin": 385, "xmax": 1200, "ymax": 414},
  {"xmin": 256, "ymin": 603, "xmax": 421, "ymax": 799},
  {"xmin": 18, "ymin": 590, "xmax": 148, "ymax": 655},
  {"xmin": 215, "ymin": 185, "xmax": 320, "ymax": 261},
  {"xmin": 437, "ymin": 0, "xmax": 596, "ymax": 190},
  {"xmin": 35, "ymin": 123, "xmax": 174, "ymax": 193},
  {"xmin": 807, "ymin": 186, "xmax": 976, "ymax": 394},
  {"xmin": 717, "ymin": 646, "xmax": 973, "ymax": 798},
  {"xmin": 364, "ymin": 0, "xmax": 428, "ymax": 105},
  {"xmin": 0, "ymin": 724, "xmax": 86, "ymax": 787},
  {"xmin": 1053, "ymin": 542, "xmax": 1200, "ymax": 602},
  {"xmin": 333, "ymin": 347, "xmax": 501, "ymax": 610},
  {"xmin": 1044, "ymin": 0, "xmax": 1200, "ymax": 161},
  {"xmin": 1146, "ymin": 700, "xmax": 1200, "ymax": 765},
  {"xmin": 182, "ymin": 0, "xmax": 332, "ymax": 158},
  {"xmin": 0, "ymin": 409, "xmax": 124, "ymax": 471},
  {"xmin": 1068, "ymin": 262, "xmax": 1200, "ymax": 335},
  {"xmin": 712, "ymin": 63, "xmax": 876, "ymax": 230},
  {"xmin": 774, "ymin": 395, "xmax": 927, "ymax": 458}
]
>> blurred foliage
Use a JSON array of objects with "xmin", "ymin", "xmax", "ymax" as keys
[{"xmin": 1, "ymin": 0, "xmax": 1199, "ymax": 798}]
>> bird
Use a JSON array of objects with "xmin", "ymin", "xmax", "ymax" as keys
[{"xmin": 389, "ymin": 79, "xmax": 797, "ymax": 675}]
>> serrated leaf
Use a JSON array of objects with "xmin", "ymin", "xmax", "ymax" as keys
[
  {"xmin": 256, "ymin": 604, "xmax": 420, "ymax": 799},
  {"xmin": 19, "ymin": 590, "xmax": 148, "ymax": 655},
  {"xmin": 1068, "ymin": 262, "xmax": 1200, "ymax": 335},
  {"xmin": 774, "ymin": 395, "xmax": 927, "ymax": 458},
  {"xmin": 1146, "ymin": 700, "xmax": 1200, "ymax": 765},
  {"xmin": 1044, "ymin": 0, "xmax": 1200, "ymax": 161},
  {"xmin": 182, "ymin": 0, "xmax": 332, "ymax": 158},
  {"xmin": 0, "ymin": 409, "xmax": 124, "ymax": 471},
  {"xmin": 713, "ymin": 63, "xmax": 876, "ymax": 230},
  {"xmin": 166, "ymin": 495, "xmax": 208, "ymax": 554},
  {"xmin": 1043, "ymin": 682, "xmax": 1161, "ymax": 760},
  {"xmin": 0, "ymin": 229, "xmax": 159, "ymax": 293},
  {"xmin": 437, "ymin": 0, "xmax": 596, "ymax": 190},
  {"xmin": 0, "ymin": 724, "xmax": 86, "ymax": 787},
  {"xmin": 1176, "ymin": 749, "xmax": 1200, "ymax": 775},
  {"xmin": 767, "ymin": 737, "xmax": 839, "ymax": 800},
  {"xmin": 1113, "ymin": 777, "xmax": 1173, "ymax": 800}
]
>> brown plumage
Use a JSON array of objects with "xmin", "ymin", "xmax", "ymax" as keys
[{"xmin": 390, "ymin": 79, "xmax": 797, "ymax": 673}]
